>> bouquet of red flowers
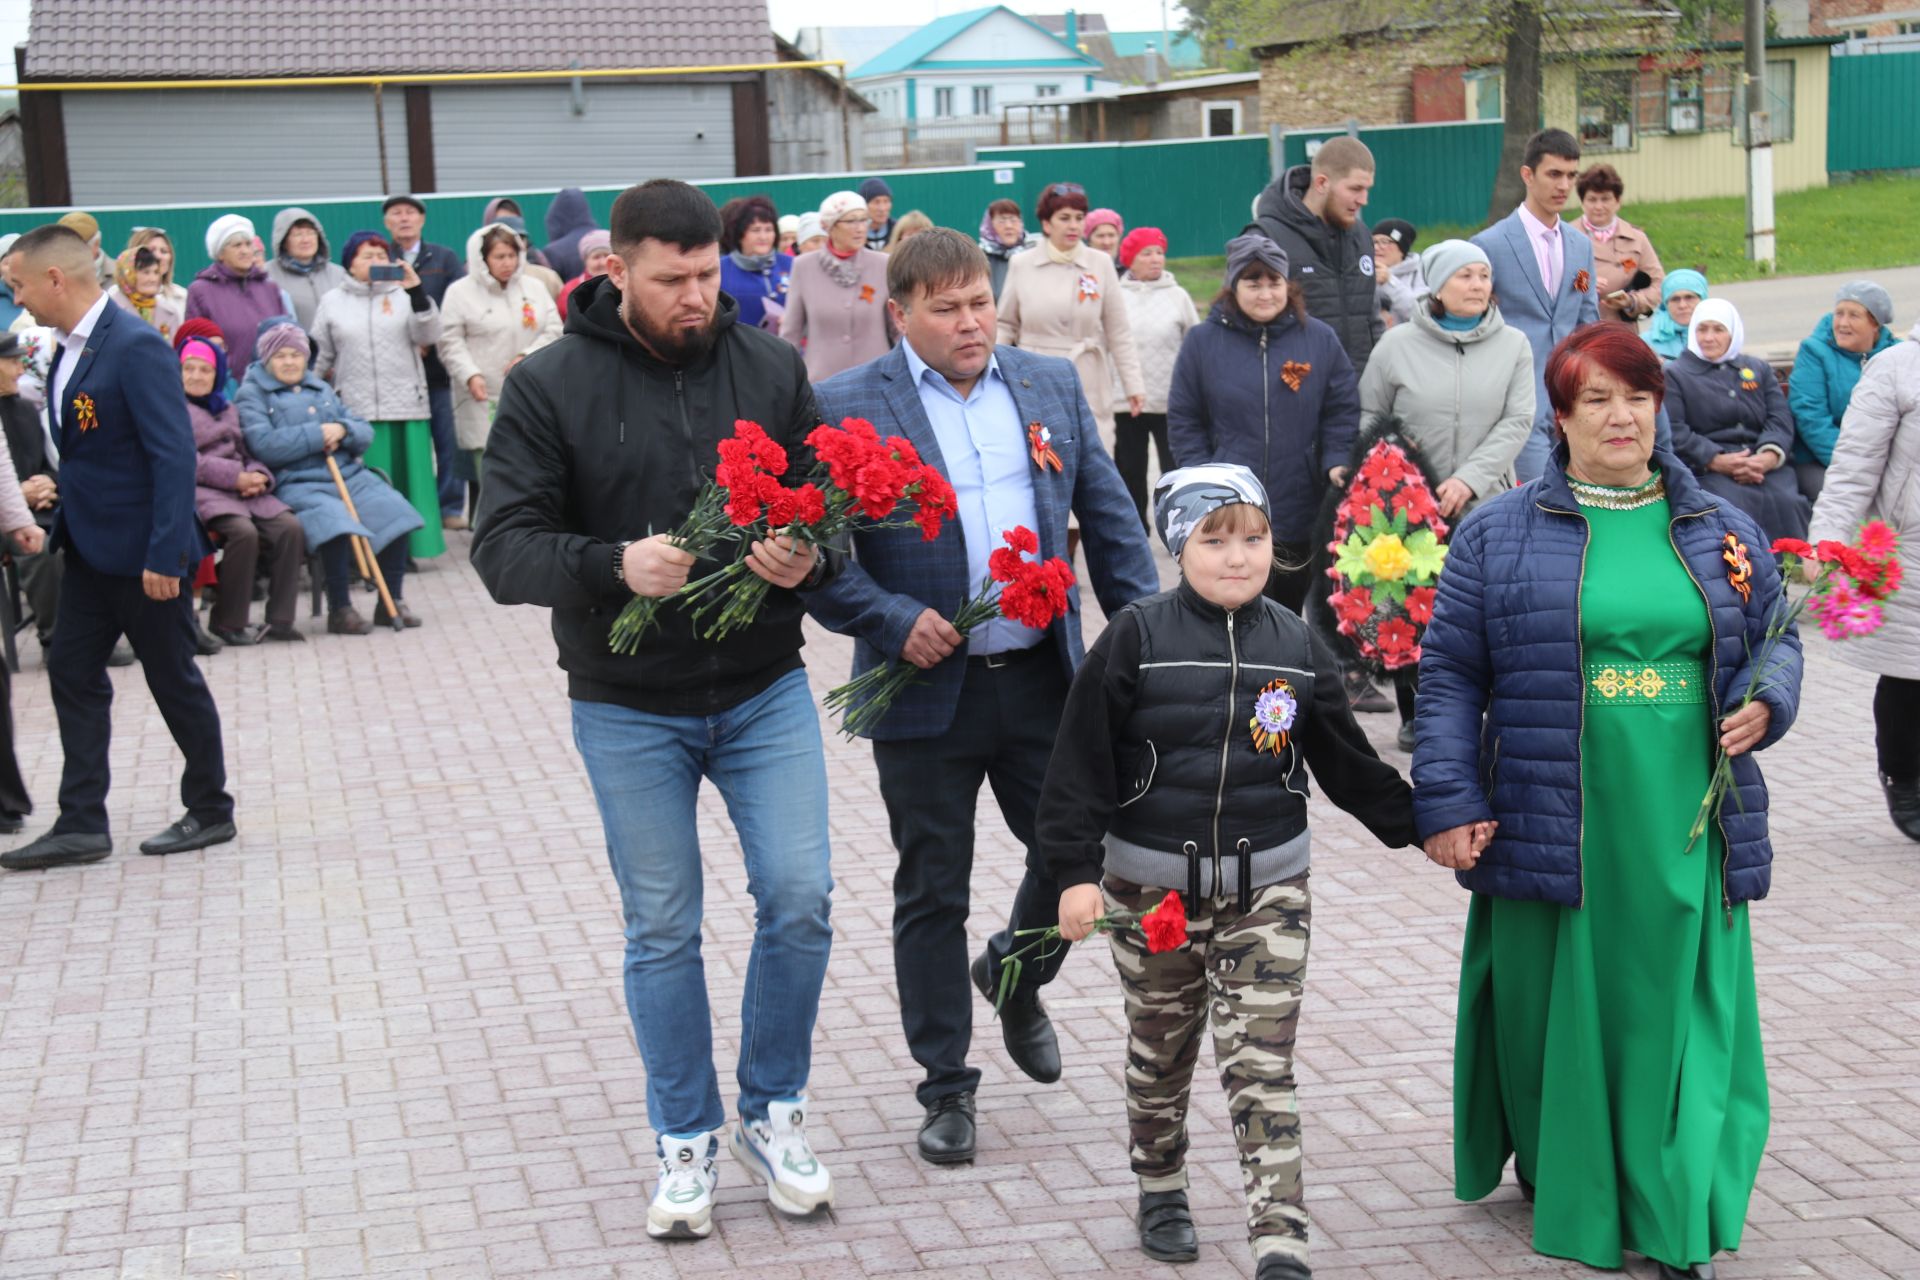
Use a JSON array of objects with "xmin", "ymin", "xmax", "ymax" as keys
[
  {"xmin": 988, "ymin": 890, "xmax": 1189, "ymax": 1015},
  {"xmin": 609, "ymin": 418, "xmax": 957, "ymax": 653},
  {"xmin": 1321, "ymin": 431, "xmax": 1451, "ymax": 673},
  {"xmin": 823, "ymin": 526, "xmax": 1075, "ymax": 737},
  {"xmin": 1689, "ymin": 522, "xmax": 1899, "ymax": 849}
]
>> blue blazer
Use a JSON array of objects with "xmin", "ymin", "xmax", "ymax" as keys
[
  {"xmin": 803, "ymin": 343, "xmax": 1161, "ymax": 741},
  {"xmin": 1473, "ymin": 211, "xmax": 1600, "ymax": 435},
  {"xmin": 50, "ymin": 299, "xmax": 205, "ymax": 577}
]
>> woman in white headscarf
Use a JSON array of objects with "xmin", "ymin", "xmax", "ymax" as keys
[
  {"xmin": 1664, "ymin": 298, "xmax": 1809, "ymax": 543},
  {"xmin": 780, "ymin": 190, "xmax": 892, "ymax": 381}
]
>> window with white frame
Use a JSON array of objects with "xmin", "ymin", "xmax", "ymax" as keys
[
  {"xmin": 972, "ymin": 86, "xmax": 993, "ymax": 115},
  {"xmin": 1203, "ymin": 101, "xmax": 1242, "ymax": 136},
  {"xmin": 1577, "ymin": 69, "xmax": 1635, "ymax": 151},
  {"xmin": 934, "ymin": 86, "xmax": 955, "ymax": 117},
  {"xmin": 1036, "ymin": 84, "xmax": 1061, "ymax": 97}
]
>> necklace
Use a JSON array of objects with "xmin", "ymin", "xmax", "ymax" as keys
[{"xmin": 1568, "ymin": 472, "xmax": 1666, "ymax": 511}]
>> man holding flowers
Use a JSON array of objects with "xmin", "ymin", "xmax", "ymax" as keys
[
  {"xmin": 472, "ymin": 180, "xmax": 837, "ymax": 1241},
  {"xmin": 803, "ymin": 228, "xmax": 1159, "ymax": 1165}
]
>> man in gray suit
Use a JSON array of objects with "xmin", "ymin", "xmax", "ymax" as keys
[{"xmin": 1473, "ymin": 129, "xmax": 1599, "ymax": 481}]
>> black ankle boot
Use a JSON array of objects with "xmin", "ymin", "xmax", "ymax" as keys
[
  {"xmin": 1883, "ymin": 773, "xmax": 1920, "ymax": 842},
  {"xmin": 1137, "ymin": 1188, "xmax": 1197, "ymax": 1262}
]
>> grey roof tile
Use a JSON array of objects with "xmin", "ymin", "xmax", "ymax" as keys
[{"xmin": 23, "ymin": 0, "xmax": 777, "ymax": 79}]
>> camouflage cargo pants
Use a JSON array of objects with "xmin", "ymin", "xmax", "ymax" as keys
[{"xmin": 1105, "ymin": 872, "xmax": 1311, "ymax": 1265}]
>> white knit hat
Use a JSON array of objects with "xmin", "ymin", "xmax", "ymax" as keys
[
  {"xmin": 818, "ymin": 191, "xmax": 868, "ymax": 229},
  {"xmin": 795, "ymin": 212, "xmax": 824, "ymax": 245},
  {"xmin": 205, "ymin": 213, "xmax": 255, "ymax": 261}
]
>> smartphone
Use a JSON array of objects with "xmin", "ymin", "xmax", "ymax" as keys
[{"xmin": 368, "ymin": 263, "xmax": 405, "ymax": 283}]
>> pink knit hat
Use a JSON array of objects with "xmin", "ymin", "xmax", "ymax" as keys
[{"xmin": 1083, "ymin": 208, "xmax": 1124, "ymax": 238}]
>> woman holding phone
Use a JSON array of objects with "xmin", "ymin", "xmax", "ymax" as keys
[
  {"xmin": 309, "ymin": 229, "xmax": 446, "ymax": 559},
  {"xmin": 1576, "ymin": 165, "xmax": 1665, "ymax": 327}
]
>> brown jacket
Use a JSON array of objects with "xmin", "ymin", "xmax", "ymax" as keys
[{"xmin": 1581, "ymin": 216, "xmax": 1665, "ymax": 325}]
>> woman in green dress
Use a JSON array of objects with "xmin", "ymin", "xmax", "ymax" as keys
[{"xmin": 1411, "ymin": 322, "xmax": 1802, "ymax": 1279}]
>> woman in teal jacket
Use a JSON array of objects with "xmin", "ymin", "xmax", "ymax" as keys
[{"xmin": 1790, "ymin": 280, "xmax": 1898, "ymax": 501}]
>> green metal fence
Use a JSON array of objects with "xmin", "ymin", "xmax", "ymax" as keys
[
  {"xmin": 1827, "ymin": 51, "xmax": 1920, "ymax": 174},
  {"xmin": 0, "ymin": 163, "xmax": 1027, "ymax": 264},
  {"xmin": 976, "ymin": 136, "xmax": 1271, "ymax": 258},
  {"xmin": 1279, "ymin": 122, "xmax": 1504, "ymax": 228}
]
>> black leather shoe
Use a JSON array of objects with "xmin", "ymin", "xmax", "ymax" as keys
[
  {"xmin": 211, "ymin": 624, "xmax": 265, "ymax": 647},
  {"xmin": 264, "ymin": 625, "xmax": 306, "ymax": 643},
  {"xmin": 1256, "ymin": 1255, "xmax": 1312, "ymax": 1280},
  {"xmin": 1137, "ymin": 1189, "xmax": 1198, "ymax": 1262},
  {"xmin": 917, "ymin": 1092, "xmax": 976, "ymax": 1164},
  {"xmin": 373, "ymin": 599, "xmax": 423, "ymax": 629},
  {"xmin": 0, "ymin": 811, "xmax": 22, "ymax": 834},
  {"xmin": 1345, "ymin": 669, "xmax": 1393, "ymax": 714},
  {"xmin": 1395, "ymin": 721, "xmax": 1416, "ymax": 753},
  {"xmin": 139, "ymin": 816, "xmax": 237, "ymax": 857},
  {"xmin": 192, "ymin": 623, "xmax": 224, "ymax": 656},
  {"xmin": 971, "ymin": 951, "xmax": 1061, "ymax": 1084},
  {"xmin": 1, "ymin": 832, "xmax": 112, "ymax": 871},
  {"xmin": 1883, "ymin": 773, "xmax": 1920, "ymax": 842}
]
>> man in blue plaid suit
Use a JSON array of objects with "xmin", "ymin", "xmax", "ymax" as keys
[{"xmin": 804, "ymin": 229, "xmax": 1160, "ymax": 1164}]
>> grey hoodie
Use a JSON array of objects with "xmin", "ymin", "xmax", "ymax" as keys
[{"xmin": 263, "ymin": 207, "xmax": 349, "ymax": 331}]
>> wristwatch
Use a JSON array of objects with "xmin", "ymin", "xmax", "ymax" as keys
[{"xmin": 611, "ymin": 541, "xmax": 633, "ymax": 590}]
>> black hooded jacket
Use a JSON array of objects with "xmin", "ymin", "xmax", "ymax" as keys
[
  {"xmin": 470, "ymin": 273, "xmax": 833, "ymax": 717},
  {"xmin": 1247, "ymin": 163, "xmax": 1383, "ymax": 377}
]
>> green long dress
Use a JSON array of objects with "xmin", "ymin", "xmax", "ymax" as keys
[{"xmin": 1453, "ymin": 476, "xmax": 1769, "ymax": 1270}]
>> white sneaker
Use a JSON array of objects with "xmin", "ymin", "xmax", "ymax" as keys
[
  {"xmin": 647, "ymin": 1133, "xmax": 718, "ymax": 1239},
  {"xmin": 729, "ymin": 1097, "xmax": 834, "ymax": 1215}
]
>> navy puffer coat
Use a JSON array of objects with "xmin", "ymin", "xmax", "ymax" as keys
[{"xmin": 1411, "ymin": 445, "xmax": 1801, "ymax": 908}]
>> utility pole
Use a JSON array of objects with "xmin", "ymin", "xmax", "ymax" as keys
[{"xmin": 1742, "ymin": 0, "xmax": 1775, "ymax": 268}]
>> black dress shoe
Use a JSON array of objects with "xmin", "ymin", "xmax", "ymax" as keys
[
  {"xmin": 1, "ymin": 831, "xmax": 112, "ymax": 870},
  {"xmin": 193, "ymin": 623, "xmax": 224, "ymax": 656},
  {"xmin": 1395, "ymin": 721, "xmax": 1416, "ymax": 753},
  {"xmin": 373, "ymin": 599, "xmax": 422, "ymax": 628},
  {"xmin": 1345, "ymin": 669, "xmax": 1393, "ymax": 714},
  {"xmin": 1255, "ymin": 1255, "xmax": 1312, "ymax": 1280},
  {"xmin": 1137, "ymin": 1188, "xmax": 1198, "ymax": 1262},
  {"xmin": 971, "ymin": 951, "xmax": 1062, "ymax": 1084},
  {"xmin": 917, "ymin": 1092, "xmax": 976, "ymax": 1164},
  {"xmin": 211, "ymin": 624, "xmax": 265, "ymax": 647},
  {"xmin": 1883, "ymin": 773, "xmax": 1920, "ymax": 842},
  {"xmin": 264, "ymin": 625, "xmax": 306, "ymax": 643},
  {"xmin": 139, "ymin": 815, "xmax": 237, "ymax": 857},
  {"xmin": 0, "ymin": 811, "xmax": 23, "ymax": 834}
]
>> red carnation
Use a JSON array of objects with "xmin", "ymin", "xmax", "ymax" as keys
[
  {"xmin": 792, "ymin": 483, "xmax": 826, "ymax": 526},
  {"xmin": 1140, "ymin": 891, "xmax": 1188, "ymax": 953},
  {"xmin": 1003, "ymin": 526, "xmax": 1039, "ymax": 555},
  {"xmin": 999, "ymin": 557, "xmax": 1076, "ymax": 630},
  {"xmin": 1772, "ymin": 537, "xmax": 1815, "ymax": 560},
  {"xmin": 1815, "ymin": 540, "xmax": 1850, "ymax": 563},
  {"xmin": 1406, "ymin": 586, "xmax": 1437, "ymax": 624},
  {"xmin": 909, "ymin": 466, "xmax": 958, "ymax": 541},
  {"xmin": 988, "ymin": 547, "xmax": 1025, "ymax": 582}
]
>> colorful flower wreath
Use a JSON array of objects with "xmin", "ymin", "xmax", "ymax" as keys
[{"xmin": 1322, "ymin": 433, "xmax": 1451, "ymax": 673}]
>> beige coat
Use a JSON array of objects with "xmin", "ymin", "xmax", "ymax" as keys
[
  {"xmin": 1583, "ymin": 216, "xmax": 1665, "ymax": 326},
  {"xmin": 781, "ymin": 247, "xmax": 893, "ymax": 382},
  {"xmin": 1809, "ymin": 337, "xmax": 1920, "ymax": 678},
  {"xmin": 437, "ymin": 227, "xmax": 564, "ymax": 450},
  {"xmin": 996, "ymin": 244, "xmax": 1144, "ymax": 434}
]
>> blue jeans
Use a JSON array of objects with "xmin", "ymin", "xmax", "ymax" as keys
[
  {"xmin": 571, "ymin": 669, "xmax": 833, "ymax": 1144},
  {"xmin": 427, "ymin": 383, "xmax": 462, "ymax": 516}
]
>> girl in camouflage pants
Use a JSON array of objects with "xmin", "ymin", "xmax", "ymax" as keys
[{"xmin": 1035, "ymin": 465, "xmax": 1425, "ymax": 1280}]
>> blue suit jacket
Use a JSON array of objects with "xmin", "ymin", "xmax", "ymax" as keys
[
  {"xmin": 50, "ymin": 299, "xmax": 205, "ymax": 577},
  {"xmin": 803, "ymin": 343, "xmax": 1160, "ymax": 741},
  {"xmin": 1473, "ymin": 211, "xmax": 1600, "ymax": 434}
]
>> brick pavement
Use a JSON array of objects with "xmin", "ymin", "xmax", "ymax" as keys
[{"xmin": 1, "ymin": 537, "xmax": 1917, "ymax": 1280}]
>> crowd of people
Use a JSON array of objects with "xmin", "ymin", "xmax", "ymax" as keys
[{"xmin": 0, "ymin": 126, "xmax": 1913, "ymax": 1280}]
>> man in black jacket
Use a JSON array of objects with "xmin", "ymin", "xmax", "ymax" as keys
[
  {"xmin": 471, "ymin": 179, "xmax": 837, "ymax": 1242},
  {"xmin": 383, "ymin": 195, "xmax": 468, "ymax": 527},
  {"xmin": 1246, "ymin": 136, "xmax": 1382, "ymax": 377}
]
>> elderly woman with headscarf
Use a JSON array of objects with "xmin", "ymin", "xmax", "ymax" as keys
[
  {"xmin": 1665, "ymin": 297, "xmax": 1808, "ymax": 543},
  {"xmin": 998, "ymin": 181, "xmax": 1145, "ymax": 462},
  {"xmin": 557, "ymin": 229, "xmax": 612, "ymax": 319},
  {"xmin": 437, "ymin": 223, "xmax": 562, "ymax": 499},
  {"xmin": 781, "ymin": 190, "xmax": 892, "ymax": 382},
  {"xmin": 1416, "ymin": 323, "xmax": 1797, "ymax": 1280},
  {"xmin": 1167, "ymin": 232, "xmax": 1358, "ymax": 613},
  {"xmin": 109, "ymin": 244, "xmax": 186, "ymax": 343},
  {"xmin": 186, "ymin": 215, "xmax": 296, "ymax": 377},
  {"xmin": 237, "ymin": 323, "xmax": 425, "ymax": 634},
  {"xmin": 1642, "ymin": 269, "xmax": 1708, "ymax": 362},
  {"xmin": 1790, "ymin": 280, "xmax": 1899, "ymax": 503},
  {"xmin": 717, "ymin": 196, "xmax": 793, "ymax": 332},
  {"xmin": 262, "ymin": 207, "xmax": 349, "ymax": 332},
  {"xmin": 309, "ymin": 229, "xmax": 447, "ymax": 560},
  {"xmin": 978, "ymin": 198, "xmax": 1035, "ymax": 300},
  {"xmin": 182, "ymin": 336, "xmax": 306, "ymax": 645},
  {"xmin": 493, "ymin": 215, "xmax": 564, "ymax": 302}
]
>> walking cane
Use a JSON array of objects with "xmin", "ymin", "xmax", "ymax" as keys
[{"xmin": 324, "ymin": 453, "xmax": 404, "ymax": 630}]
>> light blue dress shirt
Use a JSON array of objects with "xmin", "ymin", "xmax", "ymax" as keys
[{"xmin": 901, "ymin": 338, "xmax": 1044, "ymax": 655}]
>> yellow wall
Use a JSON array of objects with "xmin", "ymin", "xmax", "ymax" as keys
[{"xmin": 1541, "ymin": 45, "xmax": 1829, "ymax": 203}]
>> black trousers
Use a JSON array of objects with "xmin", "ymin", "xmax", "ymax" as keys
[
  {"xmin": 1262, "ymin": 540, "xmax": 1314, "ymax": 615},
  {"xmin": 0, "ymin": 657, "xmax": 30, "ymax": 817},
  {"xmin": 1876, "ymin": 676, "xmax": 1920, "ymax": 783},
  {"xmin": 871, "ymin": 646, "xmax": 1068, "ymax": 1105},
  {"xmin": 1115, "ymin": 411, "xmax": 1175, "ymax": 529},
  {"xmin": 48, "ymin": 552, "xmax": 231, "ymax": 836},
  {"xmin": 319, "ymin": 536, "xmax": 408, "ymax": 613}
]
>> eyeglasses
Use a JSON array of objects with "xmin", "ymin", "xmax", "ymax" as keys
[{"xmin": 1049, "ymin": 183, "xmax": 1085, "ymax": 196}]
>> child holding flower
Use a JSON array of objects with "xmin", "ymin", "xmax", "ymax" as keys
[{"xmin": 1033, "ymin": 463, "xmax": 1430, "ymax": 1279}]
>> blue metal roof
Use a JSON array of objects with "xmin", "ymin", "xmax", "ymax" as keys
[
  {"xmin": 851, "ymin": 5, "xmax": 1102, "ymax": 78},
  {"xmin": 1107, "ymin": 30, "xmax": 1206, "ymax": 68}
]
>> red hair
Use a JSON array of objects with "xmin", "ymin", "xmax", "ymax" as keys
[
  {"xmin": 1035, "ymin": 181, "xmax": 1089, "ymax": 226},
  {"xmin": 1544, "ymin": 323, "xmax": 1665, "ymax": 422}
]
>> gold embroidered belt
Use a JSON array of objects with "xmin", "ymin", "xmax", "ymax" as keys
[{"xmin": 1584, "ymin": 659, "xmax": 1706, "ymax": 706}]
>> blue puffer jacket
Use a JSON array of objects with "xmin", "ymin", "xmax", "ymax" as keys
[
  {"xmin": 1166, "ymin": 302, "xmax": 1359, "ymax": 544},
  {"xmin": 1790, "ymin": 314, "xmax": 1899, "ymax": 466},
  {"xmin": 1412, "ymin": 446, "xmax": 1801, "ymax": 908}
]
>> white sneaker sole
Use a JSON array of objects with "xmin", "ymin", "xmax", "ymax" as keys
[
  {"xmin": 646, "ymin": 1201, "xmax": 713, "ymax": 1240},
  {"xmin": 728, "ymin": 1128, "xmax": 833, "ymax": 1215}
]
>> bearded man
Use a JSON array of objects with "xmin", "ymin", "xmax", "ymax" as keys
[{"xmin": 471, "ymin": 179, "xmax": 838, "ymax": 1242}]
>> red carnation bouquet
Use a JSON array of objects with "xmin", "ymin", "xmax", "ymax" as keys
[
  {"xmin": 1689, "ymin": 522, "xmax": 1899, "ymax": 849},
  {"xmin": 1322, "ymin": 433, "xmax": 1451, "ymax": 673},
  {"xmin": 823, "ymin": 526, "xmax": 1075, "ymax": 737},
  {"xmin": 609, "ymin": 418, "xmax": 957, "ymax": 652},
  {"xmin": 989, "ymin": 890, "xmax": 1188, "ymax": 1015}
]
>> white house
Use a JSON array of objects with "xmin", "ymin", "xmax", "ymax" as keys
[{"xmin": 840, "ymin": 7, "xmax": 1116, "ymax": 122}]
